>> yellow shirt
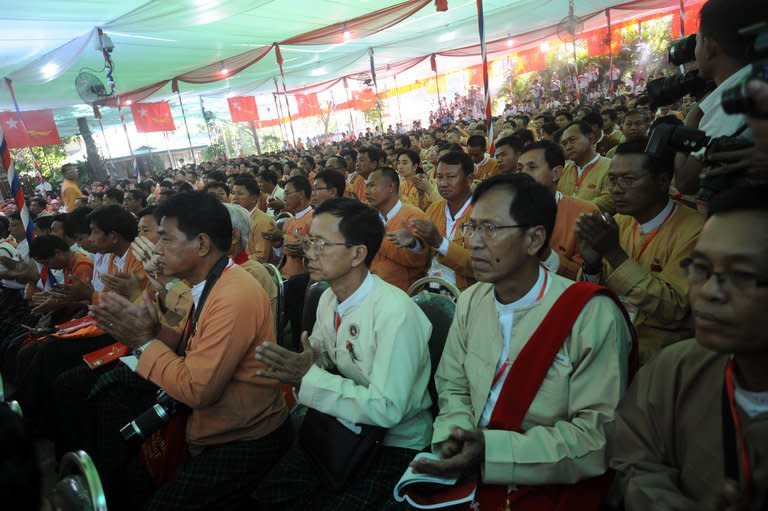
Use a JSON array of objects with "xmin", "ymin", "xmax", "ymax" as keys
[
  {"xmin": 557, "ymin": 155, "xmax": 614, "ymax": 213},
  {"xmin": 61, "ymin": 178, "xmax": 83, "ymax": 213}
]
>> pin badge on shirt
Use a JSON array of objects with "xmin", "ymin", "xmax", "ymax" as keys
[
  {"xmin": 349, "ymin": 324, "xmax": 359, "ymax": 339},
  {"xmin": 345, "ymin": 341, "xmax": 359, "ymax": 362}
]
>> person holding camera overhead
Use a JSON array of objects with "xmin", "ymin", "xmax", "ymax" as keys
[
  {"xmin": 576, "ymin": 138, "xmax": 704, "ymax": 363},
  {"xmin": 90, "ymin": 191, "xmax": 291, "ymax": 511},
  {"xmin": 674, "ymin": 0, "xmax": 768, "ymax": 195}
]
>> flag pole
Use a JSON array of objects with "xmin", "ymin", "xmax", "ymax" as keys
[
  {"xmin": 172, "ymin": 81, "xmax": 197, "ymax": 166},
  {"xmin": 343, "ymin": 77, "xmax": 356, "ymax": 135},
  {"xmin": 4, "ymin": 78, "xmax": 45, "ymax": 184},
  {"xmin": 1, "ymin": 129, "xmax": 34, "ymax": 242},
  {"xmin": 273, "ymin": 44, "xmax": 298, "ymax": 148},
  {"xmin": 475, "ymin": 0, "xmax": 494, "ymax": 151},
  {"xmin": 273, "ymin": 79, "xmax": 289, "ymax": 148},
  {"xmin": 369, "ymin": 47, "xmax": 384, "ymax": 132}
]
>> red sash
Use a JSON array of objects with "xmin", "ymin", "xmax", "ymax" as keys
[{"xmin": 473, "ymin": 282, "xmax": 638, "ymax": 511}]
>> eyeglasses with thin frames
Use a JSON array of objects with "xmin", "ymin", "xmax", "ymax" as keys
[
  {"xmin": 680, "ymin": 258, "xmax": 768, "ymax": 293},
  {"xmin": 301, "ymin": 237, "xmax": 352, "ymax": 254},
  {"xmin": 460, "ymin": 221, "xmax": 531, "ymax": 240}
]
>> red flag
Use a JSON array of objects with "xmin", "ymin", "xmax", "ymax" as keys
[
  {"xmin": 295, "ymin": 93, "xmax": 321, "ymax": 117},
  {"xmin": 520, "ymin": 48, "xmax": 546, "ymax": 73},
  {"xmin": 0, "ymin": 109, "xmax": 61, "ymax": 148},
  {"xmin": 468, "ymin": 64, "xmax": 484, "ymax": 87},
  {"xmin": 130, "ymin": 102, "xmax": 176, "ymax": 133},
  {"xmin": 227, "ymin": 96, "xmax": 260, "ymax": 122},
  {"xmin": 352, "ymin": 88, "xmax": 377, "ymax": 110},
  {"xmin": 586, "ymin": 28, "xmax": 609, "ymax": 56}
]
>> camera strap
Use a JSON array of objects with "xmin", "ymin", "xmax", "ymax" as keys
[{"xmin": 176, "ymin": 254, "xmax": 231, "ymax": 353}]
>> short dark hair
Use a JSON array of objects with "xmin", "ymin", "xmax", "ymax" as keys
[
  {"xmin": 300, "ymin": 154, "xmax": 315, "ymax": 168},
  {"xmin": 203, "ymin": 181, "xmax": 230, "ymax": 196},
  {"xmin": 707, "ymin": 184, "xmax": 768, "ymax": 218},
  {"xmin": 699, "ymin": 0, "xmax": 766, "ymax": 61},
  {"xmin": 340, "ymin": 149, "xmax": 358, "ymax": 161},
  {"xmin": 313, "ymin": 198, "xmax": 384, "ymax": 266},
  {"xmin": 232, "ymin": 176, "xmax": 261, "ymax": 196},
  {"xmin": 29, "ymin": 234, "xmax": 70, "ymax": 260},
  {"xmin": 29, "ymin": 196, "xmax": 47, "ymax": 209},
  {"xmin": 105, "ymin": 188, "xmax": 125, "ymax": 203},
  {"xmin": 126, "ymin": 189, "xmax": 147, "ymax": 206},
  {"xmin": 88, "ymin": 205, "xmax": 138, "ymax": 241},
  {"xmin": 286, "ymin": 175, "xmax": 311, "ymax": 199},
  {"xmin": 583, "ymin": 111, "xmax": 603, "ymax": 130},
  {"xmin": 395, "ymin": 134, "xmax": 411, "ymax": 148},
  {"xmin": 396, "ymin": 149, "xmax": 421, "ymax": 168},
  {"xmin": 541, "ymin": 122, "xmax": 560, "ymax": 136},
  {"xmin": 437, "ymin": 151, "xmax": 474, "ymax": 175},
  {"xmin": 374, "ymin": 167, "xmax": 400, "ymax": 193},
  {"xmin": 259, "ymin": 169, "xmax": 279, "ymax": 185},
  {"xmin": 522, "ymin": 140, "xmax": 566, "ymax": 169},
  {"xmin": 62, "ymin": 208, "xmax": 91, "ymax": 238},
  {"xmin": 513, "ymin": 129, "xmax": 535, "ymax": 145},
  {"xmin": 614, "ymin": 137, "xmax": 673, "ymax": 178},
  {"xmin": 207, "ymin": 170, "xmax": 228, "ymax": 183},
  {"xmin": 564, "ymin": 120, "xmax": 593, "ymax": 137},
  {"xmin": 358, "ymin": 146, "xmax": 382, "ymax": 166},
  {"xmin": 33, "ymin": 215, "xmax": 54, "ymax": 231},
  {"xmin": 555, "ymin": 110, "xmax": 573, "ymax": 121},
  {"xmin": 0, "ymin": 216, "xmax": 9, "ymax": 238},
  {"xmin": 602, "ymin": 109, "xmax": 618, "ymax": 121},
  {"xmin": 471, "ymin": 173, "xmax": 557, "ymax": 257},
  {"xmin": 495, "ymin": 136, "xmax": 524, "ymax": 154},
  {"xmin": 315, "ymin": 170, "xmax": 346, "ymax": 197},
  {"xmin": 154, "ymin": 191, "xmax": 232, "ymax": 253},
  {"xmin": 136, "ymin": 206, "xmax": 156, "ymax": 220},
  {"xmin": 467, "ymin": 135, "xmax": 487, "ymax": 149},
  {"xmin": 174, "ymin": 181, "xmax": 195, "ymax": 194}
]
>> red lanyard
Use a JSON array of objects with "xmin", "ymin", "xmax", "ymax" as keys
[
  {"xmin": 573, "ymin": 157, "xmax": 600, "ymax": 192},
  {"xmin": 491, "ymin": 270, "xmax": 549, "ymax": 387},
  {"xmin": 724, "ymin": 360, "xmax": 755, "ymax": 494},
  {"xmin": 630, "ymin": 204, "xmax": 676, "ymax": 260}
]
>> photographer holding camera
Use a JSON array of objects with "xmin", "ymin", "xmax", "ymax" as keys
[{"xmin": 674, "ymin": 0, "xmax": 768, "ymax": 195}]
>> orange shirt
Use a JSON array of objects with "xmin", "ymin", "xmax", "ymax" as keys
[
  {"xmin": 473, "ymin": 156, "xmax": 501, "ymax": 181},
  {"xmin": 280, "ymin": 208, "xmax": 313, "ymax": 278},
  {"xmin": 371, "ymin": 203, "xmax": 430, "ymax": 291},
  {"xmin": 247, "ymin": 208, "xmax": 276, "ymax": 263},
  {"xmin": 400, "ymin": 178, "xmax": 440, "ymax": 212},
  {"xmin": 345, "ymin": 173, "xmax": 368, "ymax": 203},
  {"xmin": 65, "ymin": 252, "xmax": 94, "ymax": 285},
  {"xmin": 137, "ymin": 264, "xmax": 287, "ymax": 454},
  {"xmin": 61, "ymin": 179, "xmax": 83, "ymax": 213},
  {"xmin": 550, "ymin": 195, "xmax": 599, "ymax": 280},
  {"xmin": 425, "ymin": 198, "xmax": 475, "ymax": 291}
]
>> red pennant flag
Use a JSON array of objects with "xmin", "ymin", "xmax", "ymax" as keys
[
  {"xmin": 130, "ymin": 101, "xmax": 176, "ymax": 133},
  {"xmin": 295, "ymin": 93, "xmax": 321, "ymax": 117},
  {"xmin": 227, "ymin": 96, "xmax": 260, "ymax": 122},
  {"xmin": 0, "ymin": 109, "xmax": 61, "ymax": 148}
]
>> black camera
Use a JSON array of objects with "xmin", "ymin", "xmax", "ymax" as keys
[
  {"xmin": 120, "ymin": 389, "xmax": 189, "ymax": 442},
  {"xmin": 646, "ymin": 70, "xmax": 712, "ymax": 109},
  {"xmin": 645, "ymin": 123, "xmax": 709, "ymax": 159},
  {"xmin": 697, "ymin": 136, "xmax": 756, "ymax": 203},
  {"xmin": 668, "ymin": 34, "xmax": 697, "ymax": 66},
  {"xmin": 721, "ymin": 25, "xmax": 768, "ymax": 117}
]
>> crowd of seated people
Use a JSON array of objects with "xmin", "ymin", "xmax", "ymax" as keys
[{"xmin": 1, "ymin": 1, "xmax": 768, "ymax": 509}]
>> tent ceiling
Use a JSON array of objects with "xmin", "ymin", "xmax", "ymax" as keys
[{"xmin": 0, "ymin": 0, "xmax": 681, "ymax": 135}]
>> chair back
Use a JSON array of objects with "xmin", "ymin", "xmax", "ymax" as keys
[
  {"xmin": 53, "ymin": 450, "xmax": 107, "ymax": 511},
  {"xmin": 302, "ymin": 281, "xmax": 330, "ymax": 334},
  {"xmin": 411, "ymin": 290, "xmax": 456, "ymax": 417},
  {"xmin": 263, "ymin": 264, "xmax": 285, "ymax": 346},
  {"xmin": 407, "ymin": 276, "xmax": 461, "ymax": 303}
]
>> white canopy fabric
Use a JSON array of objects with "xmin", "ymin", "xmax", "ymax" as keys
[{"xmin": 0, "ymin": 0, "xmax": 693, "ymax": 136}]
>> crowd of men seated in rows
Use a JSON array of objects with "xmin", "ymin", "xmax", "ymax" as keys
[{"xmin": 1, "ymin": 1, "xmax": 767, "ymax": 509}]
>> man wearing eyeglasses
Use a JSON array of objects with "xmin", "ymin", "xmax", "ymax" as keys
[
  {"xmin": 611, "ymin": 184, "xmax": 768, "ymax": 509},
  {"xmin": 263, "ymin": 175, "xmax": 313, "ymax": 278},
  {"xmin": 411, "ymin": 173, "xmax": 633, "ymax": 507},
  {"xmin": 254, "ymin": 198, "xmax": 433, "ymax": 510},
  {"xmin": 575, "ymin": 138, "xmax": 704, "ymax": 363}
]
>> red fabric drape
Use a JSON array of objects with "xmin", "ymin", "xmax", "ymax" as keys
[
  {"xmin": 175, "ymin": 45, "xmax": 274, "ymax": 84},
  {"xmin": 282, "ymin": 0, "xmax": 432, "ymax": 45},
  {"xmin": 100, "ymin": 80, "xmax": 170, "ymax": 107}
]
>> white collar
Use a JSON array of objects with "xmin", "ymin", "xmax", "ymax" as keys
[
  {"xmin": 595, "ymin": 132, "xmax": 604, "ymax": 146},
  {"xmin": 336, "ymin": 272, "xmax": 374, "ymax": 317},
  {"xmin": 191, "ymin": 280, "xmax": 206, "ymax": 309},
  {"xmin": 576, "ymin": 152, "xmax": 600, "ymax": 173},
  {"xmin": 112, "ymin": 248, "xmax": 128, "ymax": 268},
  {"xmin": 699, "ymin": 65, "xmax": 753, "ymax": 114},
  {"xmin": 295, "ymin": 205, "xmax": 312, "ymax": 219},
  {"xmin": 249, "ymin": 205, "xmax": 260, "ymax": 216},
  {"xmin": 474, "ymin": 153, "xmax": 490, "ymax": 169},
  {"xmin": 734, "ymin": 375, "xmax": 768, "ymax": 417},
  {"xmin": 269, "ymin": 185, "xmax": 282, "ymax": 198},
  {"xmin": 494, "ymin": 266, "xmax": 548, "ymax": 311},
  {"xmin": 639, "ymin": 199, "xmax": 674, "ymax": 234},
  {"xmin": 446, "ymin": 195, "xmax": 472, "ymax": 221},
  {"xmin": 555, "ymin": 191, "xmax": 564, "ymax": 204},
  {"xmin": 379, "ymin": 199, "xmax": 403, "ymax": 224}
]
